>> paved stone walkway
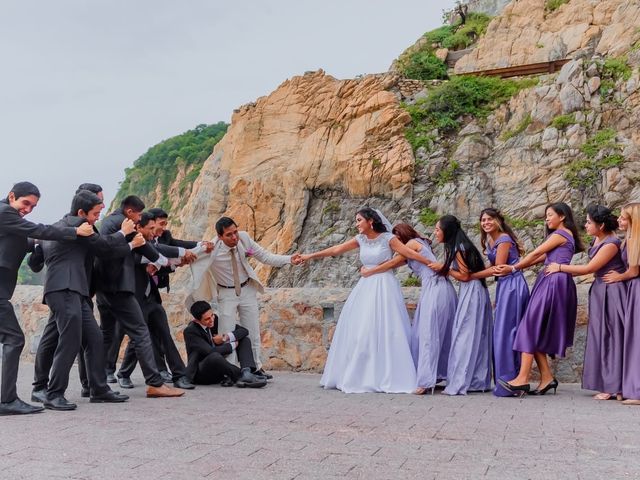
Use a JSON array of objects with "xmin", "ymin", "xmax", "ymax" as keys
[{"xmin": 1, "ymin": 364, "xmax": 639, "ymax": 480}]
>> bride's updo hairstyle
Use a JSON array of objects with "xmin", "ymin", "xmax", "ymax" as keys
[{"xmin": 356, "ymin": 207, "xmax": 388, "ymax": 233}]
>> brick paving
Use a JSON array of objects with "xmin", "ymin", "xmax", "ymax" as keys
[{"xmin": 1, "ymin": 364, "xmax": 640, "ymax": 479}]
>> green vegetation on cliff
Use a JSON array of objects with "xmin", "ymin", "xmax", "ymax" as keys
[
  {"xmin": 397, "ymin": 13, "xmax": 492, "ymax": 81},
  {"xmin": 113, "ymin": 122, "xmax": 228, "ymax": 212},
  {"xmin": 17, "ymin": 258, "xmax": 43, "ymax": 286},
  {"xmin": 403, "ymin": 76, "xmax": 538, "ymax": 152}
]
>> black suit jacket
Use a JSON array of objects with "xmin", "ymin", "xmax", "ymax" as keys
[
  {"xmin": 0, "ymin": 200, "xmax": 77, "ymax": 273},
  {"xmin": 156, "ymin": 230, "xmax": 198, "ymax": 291},
  {"xmin": 95, "ymin": 209, "xmax": 161, "ymax": 294},
  {"xmin": 40, "ymin": 215, "xmax": 131, "ymax": 299},
  {"xmin": 183, "ymin": 320, "xmax": 248, "ymax": 379},
  {"xmin": 132, "ymin": 242, "xmax": 183, "ymax": 305}
]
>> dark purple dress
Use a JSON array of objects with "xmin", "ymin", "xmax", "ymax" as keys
[
  {"xmin": 622, "ymin": 245, "xmax": 640, "ymax": 400},
  {"xmin": 513, "ymin": 230, "xmax": 577, "ymax": 357},
  {"xmin": 486, "ymin": 235, "xmax": 530, "ymax": 397},
  {"xmin": 582, "ymin": 237, "xmax": 626, "ymax": 394}
]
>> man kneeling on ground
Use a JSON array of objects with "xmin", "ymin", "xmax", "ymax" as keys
[{"xmin": 184, "ymin": 301, "xmax": 266, "ymax": 388}]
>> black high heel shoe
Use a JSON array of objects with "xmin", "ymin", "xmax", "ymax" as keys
[
  {"xmin": 497, "ymin": 378, "xmax": 530, "ymax": 397},
  {"xmin": 529, "ymin": 378, "xmax": 559, "ymax": 396}
]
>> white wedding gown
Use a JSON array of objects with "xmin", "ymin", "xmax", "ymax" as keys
[{"xmin": 320, "ymin": 232, "xmax": 417, "ymax": 393}]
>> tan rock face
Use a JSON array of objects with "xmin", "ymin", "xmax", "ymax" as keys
[
  {"xmin": 455, "ymin": 0, "xmax": 640, "ymax": 73},
  {"xmin": 172, "ymin": 70, "xmax": 414, "ymax": 284}
]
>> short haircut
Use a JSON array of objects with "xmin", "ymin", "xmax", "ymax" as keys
[
  {"xmin": 76, "ymin": 183, "xmax": 103, "ymax": 195},
  {"xmin": 120, "ymin": 195, "xmax": 145, "ymax": 212},
  {"xmin": 138, "ymin": 212, "xmax": 155, "ymax": 228},
  {"xmin": 190, "ymin": 301, "xmax": 213, "ymax": 321},
  {"xmin": 9, "ymin": 181, "xmax": 40, "ymax": 200},
  {"xmin": 147, "ymin": 207, "xmax": 169, "ymax": 219},
  {"xmin": 215, "ymin": 216, "xmax": 237, "ymax": 235},
  {"xmin": 70, "ymin": 190, "xmax": 102, "ymax": 215}
]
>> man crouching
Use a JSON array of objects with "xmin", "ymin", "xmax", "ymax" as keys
[{"xmin": 184, "ymin": 301, "xmax": 266, "ymax": 388}]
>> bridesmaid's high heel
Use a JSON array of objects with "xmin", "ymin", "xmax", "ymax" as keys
[
  {"xmin": 413, "ymin": 386, "xmax": 436, "ymax": 395},
  {"xmin": 530, "ymin": 378, "xmax": 559, "ymax": 396},
  {"xmin": 497, "ymin": 378, "xmax": 530, "ymax": 397}
]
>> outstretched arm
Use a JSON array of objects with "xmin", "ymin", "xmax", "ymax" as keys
[
  {"xmin": 546, "ymin": 243, "xmax": 617, "ymax": 276},
  {"xmin": 300, "ymin": 238, "xmax": 359, "ymax": 262},
  {"xmin": 361, "ymin": 255, "xmax": 406, "ymax": 277},
  {"xmin": 240, "ymin": 231, "xmax": 292, "ymax": 267},
  {"xmin": 389, "ymin": 237, "xmax": 432, "ymax": 267}
]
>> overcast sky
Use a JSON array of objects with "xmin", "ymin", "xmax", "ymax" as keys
[{"xmin": 0, "ymin": 0, "xmax": 456, "ymax": 223}]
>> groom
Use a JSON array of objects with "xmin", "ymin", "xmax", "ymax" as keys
[{"xmin": 189, "ymin": 217, "xmax": 302, "ymax": 378}]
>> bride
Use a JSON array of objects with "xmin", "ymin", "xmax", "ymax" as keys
[{"xmin": 300, "ymin": 207, "xmax": 431, "ymax": 393}]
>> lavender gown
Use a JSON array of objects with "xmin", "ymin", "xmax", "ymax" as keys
[
  {"xmin": 582, "ymin": 237, "xmax": 626, "ymax": 394},
  {"xmin": 486, "ymin": 235, "xmax": 530, "ymax": 397},
  {"xmin": 443, "ymin": 258, "xmax": 493, "ymax": 395},
  {"xmin": 406, "ymin": 239, "xmax": 457, "ymax": 389},
  {"xmin": 621, "ymin": 246, "xmax": 640, "ymax": 400},
  {"xmin": 513, "ymin": 230, "xmax": 577, "ymax": 357}
]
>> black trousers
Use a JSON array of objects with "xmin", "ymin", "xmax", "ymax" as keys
[
  {"xmin": 96, "ymin": 292, "xmax": 163, "ymax": 387},
  {"xmin": 33, "ymin": 311, "xmax": 89, "ymax": 391},
  {"xmin": 118, "ymin": 298, "xmax": 185, "ymax": 381},
  {"xmin": 102, "ymin": 307, "xmax": 122, "ymax": 375},
  {"xmin": 191, "ymin": 337, "xmax": 256, "ymax": 385},
  {"xmin": 44, "ymin": 291, "xmax": 109, "ymax": 398},
  {"xmin": 0, "ymin": 267, "xmax": 24, "ymax": 403}
]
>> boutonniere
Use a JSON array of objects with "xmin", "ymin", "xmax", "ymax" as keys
[{"xmin": 245, "ymin": 248, "xmax": 255, "ymax": 258}]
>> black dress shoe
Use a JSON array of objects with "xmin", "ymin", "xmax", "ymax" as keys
[
  {"xmin": 0, "ymin": 398, "xmax": 45, "ymax": 416},
  {"xmin": 43, "ymin": 396, "xmax": 77, "ymax": 411},
  {"xmin": 90, "ymin": 390, "xmax": 129, "ymax": 403},
  {"xmin": 173, "ymin": 377, "xmax": 195, "ymax": 390},
  {"xmin": 106, "ymin": 373, "xmax": 117, "ymax": 384},
  {"xmin": 236, "ymin": 368, "xmax": 267, "ymax": 389},
  {"xmin": 81, "ymin": 387, "xmax": 90, "ymax": 398},
  {"xmin": 117, "ymin": 376, "xmax": 134, "ymax": 389},
  {"xmin": 254, "ymin": 369, "xmax": 273, "ymax": 380},
  {"xmin": 160, "ymin": 370, "xmax": 173, "ymax": 383},
  {"xmin": 220, "ymin": 376, "xmax": 235, "ymax": 387},
  {"xmin": 31, "ymin": 389, "xmax": 48, "ymax": 403}
]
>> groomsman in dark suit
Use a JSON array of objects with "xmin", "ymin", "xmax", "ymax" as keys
[
  {"xmin": 115, "ymin": 212, "xmax": 194, "ymax": 390},
  {"xmin": 32, "ymin": 190, "xmax": 133, "ymax": 410},
  {"xmin": 30, "ymin": 182, "xmax": 105, "ymax": 398},
  {"xmin": 183, "ymin": 301, "xmax": 266, "ymax": 388},
  {"xmin": 95, "ymin": 196, "xmax": 184, "ymax": 398},
  {"xmin": 0, "ymin": 181, "xmax": 94, "ymax": 415}
]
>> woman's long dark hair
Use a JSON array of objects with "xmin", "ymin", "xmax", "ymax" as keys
[
  {"xmin": 392, "ymin": 223, "xmax": 429, "ymax": 245},
  {"xmin": 356, "ymin": 207, "xmax": 388, "ymax": 233},
  {"xmin": 545, "ymin": 202, "xmax": 585, "ymax": 253},
  {"xmin": 586, "ymin": 204, "xmax": 618, "ymax": 234},
  {"xmin": 479, "ymin": 208, "xmax": 525, "ymax": 256},
  {"xmin": 437, "ymin": 215, "xmax": 487, "ymax": 286}
]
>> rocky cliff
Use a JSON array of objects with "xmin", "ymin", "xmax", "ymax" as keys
[{"xmin": 455, "ymin": 0, "xmax": 640, "ymax": 73}]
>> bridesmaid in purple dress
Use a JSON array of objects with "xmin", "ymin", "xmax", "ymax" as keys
[
  {"xmin": 546, "ymin": 205, "xmax": 626, "ymax": 400},
  {"xmin": 361, "ymin": 223, "xmax": 457, "ymax": 394},
  {"xmin": 430, "ymin": 216, "xmax": 492, "ymax": 396},
  {"xmin": 603, "ymin": 203, "xmax": 640, "ymax": 405},
  {"xmin": 474, "ymin": 209, "xmax": 530, "ymax": 397},
  {"xmin": 496, "ymin": 203, "xmax": 584, "ymax": 396}
]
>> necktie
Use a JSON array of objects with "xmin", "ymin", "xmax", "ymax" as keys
[
  {"xmin": 230, "ymin": 247, "xmax": 242, "ymax": 296},
  {"xmin": 206, "ymin": 328, "xmax": 213, "ymax": 345}
]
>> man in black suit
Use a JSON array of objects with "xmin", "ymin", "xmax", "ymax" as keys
[
  {"xmin": 184, "ymin": 301, "xmax": 266, "ymax": 388},
  {"xmin": 0, "ymin": 181, "xmax": 94, "ymax": 415},
  {"xmin": 115, "ymin": 213, "xmax": 194, "ymax": 390},
  {"xmin": 95, "ymin": 196, "xmax": 184, "ymax": 398},
  {"xmin": 32, "ymin": 190, "xmax": 133, "ymax": 410},
  {"xmin": 30, "ymin": 182, "xmax": 105, "ymax": 399}
]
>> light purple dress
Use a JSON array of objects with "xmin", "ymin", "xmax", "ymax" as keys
[
  {"xmin": 406, "ymin": 239, "xmax": 457, "ymax": 389},
  {"xmin": 622, "ymin": 245, "xmax": 640, "ymax": 400},
  {"xmin": 513, "ymin": 230, "xmax": 577, "ymax": 357},
  {"xmin": 486, "ymin": 235, "xmax": 530, "ymax": 397},
  {"xmin": 582, "ymin": 237, "xmax": 626, "ymax": 394},
  {"xmin": 443, "ymin": 256, "xmax": 493, "ymax": 395}
]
